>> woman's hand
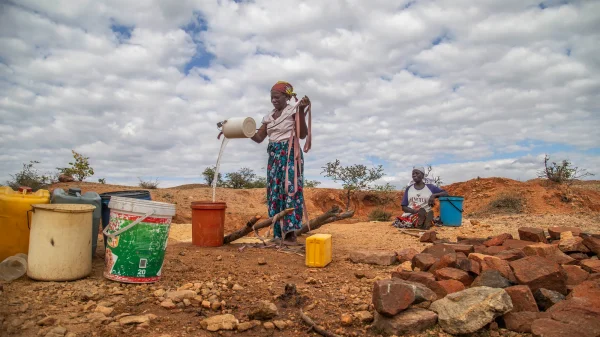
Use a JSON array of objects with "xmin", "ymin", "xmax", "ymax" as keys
[
  {"xmin": 299, "ymin": 95, "xmax": 310, "ymax": 108},
  {"xmin": 428, "ymin": 195, "xmax": 436, "ymax": 206}
]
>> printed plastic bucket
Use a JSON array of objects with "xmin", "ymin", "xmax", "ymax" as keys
[
  {"xmin": 439, "ymin": 196, "xmax": 464, "ymax": 227},
  {"xmin": 103, "ymin": 197, "xmax": 175, "ymax": 283},
  {"xmin": 100, "ymin": 190, "xmax": 151, "ymax": 250}
]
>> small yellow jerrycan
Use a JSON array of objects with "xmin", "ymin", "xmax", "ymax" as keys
[{"xmin": 305, "ymin": 234, "xmax": 332, "ymax": 268}]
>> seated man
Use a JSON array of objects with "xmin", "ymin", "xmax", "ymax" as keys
[{"xmin": 395, "ymin": 166, "xmax": 448, "ymax": 229}]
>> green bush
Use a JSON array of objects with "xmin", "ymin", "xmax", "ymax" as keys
[
  {"xmin": 368, "ymin": 208, "xmax": 392, "ymax": 221},
  {"xmin": 6, "ymin": 161, "xmax": 55, "ymax": 192}
]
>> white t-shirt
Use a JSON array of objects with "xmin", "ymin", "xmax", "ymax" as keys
[
  {"xmin": 262, "ymin": 104, "xmax": 296, "ymax": 142},
  {"xmin": 401, "ymin": 183, "xmax": 445, "ymax": 213}
]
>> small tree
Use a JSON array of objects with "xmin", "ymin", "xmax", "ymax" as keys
[
  {"xmin": 202, "ymin": 166, "xmax": 223, "ymax": 186},
  {"xmin": 538, "ymin": 154, "xmax": 594, "ymax": 184},
  {"xmin": 224, "ymin": 167, "xmax": 257, "ymax": 189},
  {"xmin": 247, "ymin": 176, "xmax": 267, "ymax": 189},
  {"xmin": 6, "ymin": 161, "xmax": 55, "ymax": 191},
  {"xmin": 372, "ymin": 183, "xmax": 396, "ymax": 211},
  {"xmin": 57, "ymin": 150, "xmax": 94, "ymax": 181},
  {"xmin": 321, "ymin": 159, "xmax": 385, "ymax": 210},
  {"xmin": 425, "ymin": 165, "xmax": 443, "ymax": 187},
  {"xmin": 304, "ymin": 180, "xmax": 321, "ymax": 188}
]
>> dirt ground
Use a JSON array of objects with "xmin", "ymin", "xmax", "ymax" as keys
[{"xmin": 1, "ymin": 179, "xmax": 600, "ymax": 337}]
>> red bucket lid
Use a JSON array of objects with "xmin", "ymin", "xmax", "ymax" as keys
[{"xmin": 191, "ymin": 201, "xmax": 227, "ymax": 210}]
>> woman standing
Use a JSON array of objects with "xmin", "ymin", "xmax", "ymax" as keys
[{"xmin": 251, "ymin": 81, "xmax": 311, "ymax": 244}]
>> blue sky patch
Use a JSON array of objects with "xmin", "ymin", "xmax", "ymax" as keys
[{"xmin": 110, "ymin": 20, "xmax": 133, "ymax": 41}]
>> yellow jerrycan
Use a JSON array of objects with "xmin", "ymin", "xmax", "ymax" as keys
[{"xmin": 0, "ymin": 186, "xmax": 51, "ymax": 261}]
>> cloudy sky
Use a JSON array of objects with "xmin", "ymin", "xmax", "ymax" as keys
[{"xmin": 1, "ymin": 0, "xmax": 599, "ymax": 189}]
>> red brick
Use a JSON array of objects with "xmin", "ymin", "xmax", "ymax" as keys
[
  {"xmin": 372, "ymin": 279, "xmax": 416, "ymax": 316},
  {"xmin": 436, "ymin": 280, "xmax": 465, "ymax": 295},
  {"xmin": 396, "ymin": 248, "xmax": 419, "ymax": 264},
  {"xmin": 392, "ymin": 271, "xmax": 436, "ymax": 282},
  {"xmin": 510, "ymin": 256, "xmax": 568, "ymax": 295},
  {"xmin": 442, "ymin": 244, "xmax": 474, "ymax": 255},
  {"xmin": 531, "ymin": 318, "xmax": 597, "ymax": 337},
  {"xmin": 484, "ymin": 246, "xmax": 511, "ymax": 255},
  {"xmin": 495, "ymin": 249, "xmax": 526, "ymax": 261},
  {"xmin": 483, "ymin": 233, "xmax": 513, "ymax": 247},
  {"xmin": 428, "ymin": 253, "xmax": 458, "ymax": 273},
  {"xmin": 468, "ymin": 253, "xmax": 488, "ymax": 264},
  {"xmin": 350, "ymin": 250, "xmax": 397, "ymax": 266},
  {"xmin": 502, "ymin": 312, "xmax": 549, "ymax": 333},
  {"xmin": 568, "ymin": 280, "xmax": 600, "ymax": 309},
  {"xmin": 391, "ymin": 271, "xmax": 447, "ymax": 299},
  {"xmin": 457, "ymin": 237, "xmax": 487, "ymax": 245},
  {"xmin": 518, "ymin": 227, "xmax": 548, "ymax": 243},
  {"xmin": 434, "ymin": 267, "xmax": 473, "ymax": 286},
  {"xmin": 583, "ymin": 236, "xmax": 600, "ymax": 255},
  {"xmin": 456, "ymin": 257, "xmax": 481, "ymax": 275},
  {"xmin": 474, "ymin": 245, "xmax": 487, "ymax": 254},
  {"xmin": 503, "ymin": 239, "xmax": 532, "ymax": 250},
  {"xmin": 482, "ymin": 256, "xmax": 516, "ymax": 283},
  {"xmin": 569, "ymin": 252, "xmax": 590, "ymax": 261},
  {"xmin": 523, "ymin": 243, "xmax": 576, "ymax": 265},
  {"xmin": 548, "ymin": 226, "xmax": 582, "ymax": 240},
  {"xmin": 559, "ymin": 237, "xmax": 590, "ymax": 253},
  {"xmin": 546, "ymin": 296, "xmax": 600, "ymax": 336},
  {"xmin": 412, "ymin": 253, "xmax": 436, "ymax": 271},
  {"xmin": 562, "ymin": 265, "xmax": 589, "ymax": 286},
  {"xmin": 419, "ymin": 230, "xmax": 437, "ymax": 243},
  {"xmin": 505, "ymin": 285, "xmax": 539, "ymax": 312},
  {"xmin": 422, "ymin": 245, "xmax": 456, "ymax": 259}
]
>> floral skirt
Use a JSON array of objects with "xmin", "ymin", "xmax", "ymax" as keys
[{"xmin": 267, "ymin": 140, "xmax": 304, "ymax": 238}]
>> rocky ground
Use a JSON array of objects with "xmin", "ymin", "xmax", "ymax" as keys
[
  {"xmin": 2, "ymin": 212, "xmax": 600, "ymax": 337},
  {"xmin": 2, "ymin": 179, "xmax": 600, "ymax": 337}
]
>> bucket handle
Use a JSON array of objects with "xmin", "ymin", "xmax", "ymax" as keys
[
  {"xmin": 102, "ymin": 210, "xmax": 155, "ymax": 238},
  {"xmin": 446, "ymin": 199, "xmax": 464, "ymax": 213},
  {"xmin": 26, "ymin": 208, "xmax": 34, "ymax": 229}
]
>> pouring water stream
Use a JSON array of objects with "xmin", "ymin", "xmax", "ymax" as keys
[{"xmin": 212, "ymin": 137, "xmax": 229, "ymax": 202}]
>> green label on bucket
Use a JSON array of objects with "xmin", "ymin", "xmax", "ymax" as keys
[{"xmin": 104, "ymin": 211, "xmax": 171, "ymax": 283}]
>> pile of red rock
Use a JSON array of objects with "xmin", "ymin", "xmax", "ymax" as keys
[{"xmin": 364, "ymin": 226, "xmax": 600, "ymax": 336}]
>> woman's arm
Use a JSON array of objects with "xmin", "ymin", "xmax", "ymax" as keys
[
  {"xmin": 251, "ymin": 124, "xmax": 267, "ymax": 143},
  {"xmin": 402, "ymin": 205, "xmax": 418, "ymax": 214},
  {"xmin": 298, "ymin": 96, "xmax": 310, "ymax": 139}
]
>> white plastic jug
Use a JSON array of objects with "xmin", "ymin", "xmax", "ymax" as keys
[
  {"xmin": 27, "ymin": 204, "xmax": 96, "ymax": 281},
  {"xmin": 221, "ymin": 117, "xmax": 257, "ymax": 138},
  {"xmin": 0, "ymin": 253, "xmax": 28, "ymax": 282}
]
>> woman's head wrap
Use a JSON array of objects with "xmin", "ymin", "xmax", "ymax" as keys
[{"xmin": 271, "ymin": 81, "xmax": 297, "ymax": 101}]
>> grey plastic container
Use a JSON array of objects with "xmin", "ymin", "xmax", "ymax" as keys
[{"xmin": 51, "ymin": 187, "xmax": 102, "ymax": 257}]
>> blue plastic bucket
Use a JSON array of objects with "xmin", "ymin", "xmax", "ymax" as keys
[
  {"xmin": 439, "ymin": 196, "xmax": 464, "ymax": 227},
  {"xmin": 100, "ymin": 191, "xmax": 151, "ymax": 249}
]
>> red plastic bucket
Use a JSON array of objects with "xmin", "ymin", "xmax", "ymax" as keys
[{"xmin": 191, "ymin": 201, "xmax": 227, "ymax": 247}]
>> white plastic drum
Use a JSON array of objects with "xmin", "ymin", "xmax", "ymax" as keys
[{"xmin": 222, "ymin": 117, "xmax": 257, "ymax": 138}]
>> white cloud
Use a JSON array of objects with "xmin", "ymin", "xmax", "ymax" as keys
[{"xmin": 1, "ymin": 0, "xmax": 599, "ymax": 189}]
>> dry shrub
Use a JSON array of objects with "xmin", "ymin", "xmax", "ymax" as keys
[
  {"xmin": 138, "ymin": 178, "xmax": 160, "ymax": 189},
  {"xmin": 488, "ymin": 193, "xmax": 524, "ymax": 213},
  {"xmin": 368, "ymin": 208, "xmax": 392, "ymax": 221}
]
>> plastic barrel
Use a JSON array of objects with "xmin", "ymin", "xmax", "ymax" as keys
[
  {"xmin": 191, "ymin": 201, "xmax": 227, "ymax": 247},
  {"xmin": 100, "ymin": 191, "xmax": 151, "ymax": 249},
  {"xmin": 103, "ymin": 197, "xmax": 175, "ymax": 283},
  {"xmin": 439, "ymin": 196, "xmax": 464, "ymax": 227}
]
